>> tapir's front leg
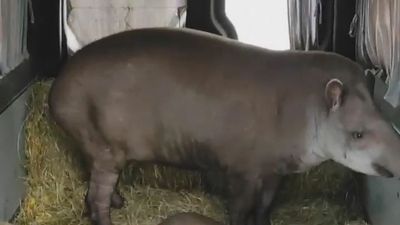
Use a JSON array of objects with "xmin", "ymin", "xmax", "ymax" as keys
[
  {"xmin": 252, "ymin": 175, "xmax": 281, "ymax": 225},
  {"xmin": 227, "ymin": 174, "xmax": 261, "ymax": 225}
]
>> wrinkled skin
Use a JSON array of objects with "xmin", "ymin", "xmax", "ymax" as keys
[{"xmin": 48, "ymin": 28, "xmax": 400, "ymax": 225}]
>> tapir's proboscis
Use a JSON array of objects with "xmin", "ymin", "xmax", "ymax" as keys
[{"xmin": 48, "ymin": 28, "xmax": 400, "ymax": 225}]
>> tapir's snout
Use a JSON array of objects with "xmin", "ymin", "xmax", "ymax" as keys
[
  {"xmin": 372, "ymin": 163, "xmax": 394, "ymax": 178},
  {"xmin": 372, "ymin": 132, "xmax": 400, "ymax": 179},
  {"xmin": 368, "ymin": 123, "xmax": 400, "ymax": 179}
]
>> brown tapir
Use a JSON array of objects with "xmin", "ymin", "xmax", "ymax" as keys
[
  {"xmin": 159, "ymin": 212, "xmax": 222, "ymax": 225},
  {"xmin": 48, "ymin": 27, "xmax": 400, "ymax": 225}
]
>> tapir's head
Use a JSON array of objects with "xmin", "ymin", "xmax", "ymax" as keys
[{"xmin": 320, "ymin": 78, "xmax": 400, "ymax": 178}]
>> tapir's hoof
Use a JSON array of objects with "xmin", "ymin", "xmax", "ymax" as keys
[
  {"xmin": 82, "ymin": 197, "xmax": 91, "ymax": 218},
  {"xmin": 111, "ymin": 191, "xmax": 125, "ymax": 209},
  {"xmin": 82, "ymin": 206, "xmax": 90, "ymax": 218}
]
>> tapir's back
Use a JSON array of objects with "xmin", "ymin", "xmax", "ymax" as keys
[{"xmin": 53, "ymin": 27, "xmax": 364, "ymax": 101}]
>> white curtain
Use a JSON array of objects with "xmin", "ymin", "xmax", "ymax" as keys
[
  {"xmin": 0, "ymin": 0, "xmax": 29, "ymax": 76},
  {"xmin": 63, "ymin": 0, "xmax": 187, "ymax": 53},
  {"xmin": 287, "ymin": 0, "xmax": 321, "ymax": 50},
  {"xmin": 355, "ymin": 0, "xmax": 400, "ymax": 107}
]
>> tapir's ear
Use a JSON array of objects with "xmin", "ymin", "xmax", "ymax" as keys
[{"xmin": 325, "ymin": 78, "xmax": 344, "ymax": 112}]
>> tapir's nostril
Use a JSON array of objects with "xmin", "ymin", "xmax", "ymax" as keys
[{"xmin": 372, "ymin": 163, "xmax": 394, "ymax": 178}]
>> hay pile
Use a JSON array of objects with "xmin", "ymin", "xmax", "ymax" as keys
[{"xmin": 14, "ymin": 81, "xmax": 369, "ymax": 225}]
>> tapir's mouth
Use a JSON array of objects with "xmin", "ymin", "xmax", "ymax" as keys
[{"xmin": 372, "ymin": 163, "xmax": 394, "ymax": 178}]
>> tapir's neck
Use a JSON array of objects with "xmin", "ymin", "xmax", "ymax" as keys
[
  {"xmin": 297, "ymin": 99, "xmax": 329, "ymax": 170},
  {"xmin": 269, "ymin": 101, "xmax": 328, "ymax": 175}
]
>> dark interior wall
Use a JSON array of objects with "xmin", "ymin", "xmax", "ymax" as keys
[
  {"xmin": 332, "ymin": 0, "xmax": 357, "ymax": 60},
  {"xmin": 317, "ymin": 0, "xmax": 335, "ymax": 51},
  {"xmin": 186, "ymin": 0, "xmax": 237, "ymax": 39},
  {"xmin": 288, "ymin": 0, "xmax": 356, "ymax": 60},
  {"xmin": 28, "ymin": 0, "xmax": 67, "ymax": 79}
]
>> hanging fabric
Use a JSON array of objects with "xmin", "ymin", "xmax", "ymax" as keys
[
  {"xmin": 0, "ymin": 0, "xmax": 29, "ymax": 76},
  {"xmin": 287, "ymin": 0, "xmax": 322, "ymax": 50},
  {"xmin": 354, "ymin": 0, "xmax": 400, "ymax": 107}
]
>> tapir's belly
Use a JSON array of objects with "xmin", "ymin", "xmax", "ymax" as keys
[{"xmin": 93, "ymin": 77, "xmax": 271, "ymax": 171}]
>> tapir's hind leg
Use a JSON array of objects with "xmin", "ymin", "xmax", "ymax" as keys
[
  {"xmin": 86, "ymin": 167, "xmax": 119, "ymax": 225},
  {"xmin": 110, "ymin": 186, "xmax": 125, "ymax": 209},
  {"xmin": 50, "ymin": 96, "xmax": 125, "ymax": 224},
  {"xmin": 87, "ymin": 166, "xmax": 121, "ymax": 225},
  {"xmin": 79, "ymin": 130, "xmax": 126, "ymax": 225},
  {"xmin": 84, "ymin": 179, "xmax": 124, "ymax": 214}
]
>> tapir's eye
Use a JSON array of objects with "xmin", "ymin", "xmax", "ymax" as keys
[{"xmin": 351, "ymin": 131, "xmax": 364, "ymax": 140}]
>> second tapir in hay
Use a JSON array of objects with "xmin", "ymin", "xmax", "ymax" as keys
[
  {"xmin": 158, "ymin": 212, "xmax": 222, "ymax": 225},
  {"xmin": 48, "ymin": 27, "xmax": 400, "ymax": 225}
]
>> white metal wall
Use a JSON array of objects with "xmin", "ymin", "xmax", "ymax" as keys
[{"xmin": 0, "ymin": 90, "xmax": 29, "ymax": 222}]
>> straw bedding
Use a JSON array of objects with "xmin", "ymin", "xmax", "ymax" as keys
[{"xmin": 13, "ymin": 81, "xmax": 369, "ymax": 225}]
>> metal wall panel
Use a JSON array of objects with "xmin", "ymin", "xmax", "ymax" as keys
[
  {"xmin": 364, "ymin": 77, "xmax": 400, "ymax": 225},
  {"xmin": 0, "ymin": 89, "xmax": 29, "ymax": 221}
]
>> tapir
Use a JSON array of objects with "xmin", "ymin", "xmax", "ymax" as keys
[
  {"xmin": 159, "ymin": 212, "xmax": 222, "ymax": 225},
  {"xmin": 48, "ymin": 27, "xmax": 400, "ymax": 225}
]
